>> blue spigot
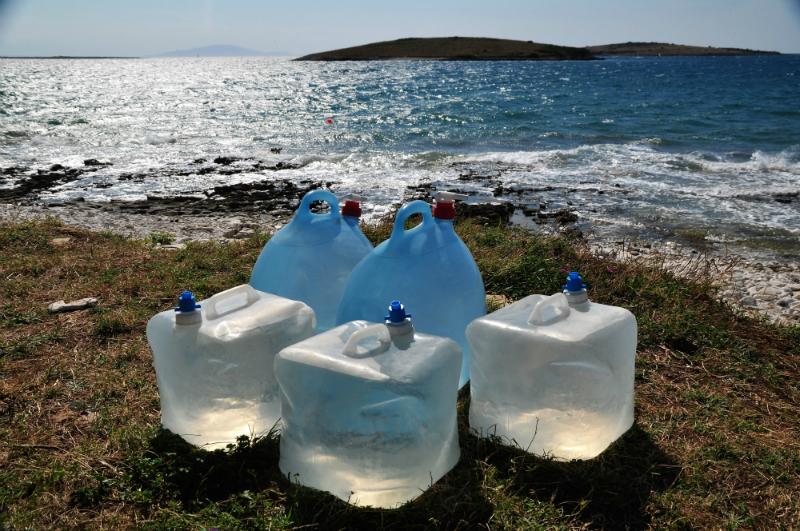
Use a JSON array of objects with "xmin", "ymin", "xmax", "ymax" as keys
[
  {"xmin": 385, "ymin": 300, "xmax": 411, "ymax": 324},
  {"xmin": 563, "ymin": 272, "xmax": 586, "ymax": 293},
  {"xmin": 175, "ymin": 290, "xmax": 201, "ymax": 313}
]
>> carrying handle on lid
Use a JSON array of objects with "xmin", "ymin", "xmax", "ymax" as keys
[
  {"xmin": 388, "ymin": 200, "xmax": 434, "ymax": 244},
  {"xmin": 204, "ymin": 285, "xmax": 261, "ymax": 321},
  {"xmin": 294, "ymin": 189, "xmax": 340, "ymax": 223},
  {"xmin": 342, "ymin": 324, "xmax": 391, "ymax": 358},
  {"xmin": 528, "ymin": 293, "xmax": 571, "ymax": 326}
]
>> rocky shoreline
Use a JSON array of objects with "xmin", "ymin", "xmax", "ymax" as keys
[{"xmin": 1, "ymin": 159, "xmax": 797, "ymax": 325}]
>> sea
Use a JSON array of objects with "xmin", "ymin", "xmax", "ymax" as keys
[{"xmin": 1, "ymin": 55, "xmax": 799, "ymax": 258}]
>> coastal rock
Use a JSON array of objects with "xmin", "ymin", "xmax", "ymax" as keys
[
  {"xmin": 740, "ymin": 296, "xmax": 758, "ymax": 307},
  {"xmin": 83, "ymin": 159, "xmax": 111, "ymax": 167},
  {"xmin": 213, "ymin": 156, "xmax": 240, "ymax": 166},
  {"xmin": 223, "ymin": 226, "xmax": 257, "ymax": 239},
  {"xmin": 773, "ymin": 192, "xmax": 799, "ymax": 204},
  {"xmin": 536, "ymin": 209, "xmax": 579, "ymax": 225},
  {"xmin": 0, "ymin": 166, "xmax": 91, "ymax": 202},
  {"xmin": 456, "ymin": 201, "xmax": 514, "ymax": 225}
]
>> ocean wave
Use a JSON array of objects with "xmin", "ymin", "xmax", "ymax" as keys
[
  {"xmin": 456, "ymin": 143, "xmax": 800, "ymax": 176},
  {"xmin": 750, "ymin": 146, "xmax": 800, "ymax": 171},
  {"xmin": 142, "ymin": 135, "xmax": 178, "ymax": 145}
]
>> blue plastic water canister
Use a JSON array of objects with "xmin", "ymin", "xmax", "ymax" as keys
[
  {"xmin": 250, "ymin": 190, "xmax": 373, "ymax": 331},
  {"xmin": 336, "ymin": 193, "xmax": 486, "ymax": 387}
]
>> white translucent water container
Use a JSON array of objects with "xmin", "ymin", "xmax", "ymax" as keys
[
  {"xmin": 275, "ymin": 302, "xmax": 462, "ymax": 508},
  {"xmin": 147, "ymin": 285, "xmax": 316, "ymax": 450},
  {"xmin": 467, "ymin": 272, "xmax": 637, "ymax": 460}
]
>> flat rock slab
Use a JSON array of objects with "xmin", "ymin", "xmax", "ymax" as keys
[{"xmin": 48, "ymin": 297, "xmax": 98, "ymax": 313}]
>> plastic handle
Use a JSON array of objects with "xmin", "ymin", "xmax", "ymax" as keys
[
  {"xmin": 342, "ymin": 324, "xmax": 391, "ymax": 358},
  {"xmin": 204, "ymin": 285, "xmax": 260, "ymax": 321},
  {"xmin": 528, "ymin": 293, "xmax": 571, "ymax": 326},
  {"xmin": 389, "ymin": 200, "xmax": 434, "ymax": 241},
  {"xmin": 294, "ymin": 189, "xmax": 340, "ymax": 223}
]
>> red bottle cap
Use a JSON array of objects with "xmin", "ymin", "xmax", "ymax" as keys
[
  {"xmin": 341, "ymin": 199, "xmax": 362, "ymax": 218},
  {"xmin": 432, "ymin": 201, "xmax": 456, "ymax": 220}
]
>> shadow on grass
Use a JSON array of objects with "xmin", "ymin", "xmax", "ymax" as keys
[
  {"xmin": 138, "ymin": 429, "xmax": 493, "ymax": 529},
  {"xmin": 132, "ymin": 418, "xmax": 676, "ymax": 529},
  {"xmin": 140, "ymin": 429, "xmax": 284, "ymax": 504},
  {"xmin": 468, "ymin": 423, "xmax": 680, "ymax": 529}
]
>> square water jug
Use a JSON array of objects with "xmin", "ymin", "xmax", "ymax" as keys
[
  {"xmin": 275, "ymin": 314, "xmax": 461, "ymax": 508},
  {"xmin": 467, "ymin": 273, "xmax": 637, "ymax": 460},
  {"xmin": 147, "ymin": 285, "xmax": 316, "ymax": 450}
]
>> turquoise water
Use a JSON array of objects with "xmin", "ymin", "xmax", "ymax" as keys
[{"xmin": 1, "ymin": 56, "xmax": 798, "ymax": 255}]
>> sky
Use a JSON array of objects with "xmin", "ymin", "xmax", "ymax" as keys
[{"xmin": 1, "ymin": 0, "xmax": 799, "ymax": 57}]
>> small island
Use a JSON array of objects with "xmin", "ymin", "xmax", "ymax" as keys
[
  {"xmin": 587, "ymin": 41, "xmax": 780, "ymax": 56},
  {"xmin": 295, "ymin": 37, "xmax": 596, "ymax": 61}
]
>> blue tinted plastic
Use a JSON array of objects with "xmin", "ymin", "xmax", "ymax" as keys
[
  {"xmin": 250, "ymin": 189, "xmax": 373, "ymax": 331},
  {"xmin": 336, "ymin": 200, "xmax": 486, "ymax": 387}
]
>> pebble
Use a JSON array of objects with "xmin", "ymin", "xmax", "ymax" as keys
[
  {"xmin": 157, "ymin": 243, "xmax": 186, "ymax": 251},
  {"xmin": 48, "ymin": 297, "xmax": 98, "ymax": 313},
  {"xmin": 740, "ymin": 296, "xmax": 758, "ymax": 307},
  {"xmin": 590, "ymin": 237, "xmax": 800, "ymax": 326}
]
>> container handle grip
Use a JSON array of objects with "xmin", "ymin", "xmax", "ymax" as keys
[
  {"xmin": 294, "ymin": 189, "xmax": 340, "ymax": 223},
  {"xmin": 528, "ymin": 293, "xmax": 571, "ymax": 326},
  {"xmin": 342, "ymin": 324, "xmax": 391, "ymax": 358},
  {"xmin": 204, "ymin": 285, "xmax": 260, "ymax": 321},
  {"xmin": 389, "ymin": 200, "xmax": 433, "ymax": 242}
]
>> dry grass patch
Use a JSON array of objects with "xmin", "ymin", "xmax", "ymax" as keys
[{"xmin": 0, "ymin": 218, "xmax": 798, "ymax": 529}]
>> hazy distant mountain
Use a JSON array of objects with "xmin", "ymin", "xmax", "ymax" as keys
[{"xmin": 157, "ymin": 45, "xmax": 288, "ymax": 57}]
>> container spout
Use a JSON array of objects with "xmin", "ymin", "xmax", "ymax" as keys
[
  {"xmin": 432, "ymin": 191, "xmax": 468, "ymax": 220},
  {"xmin": 385, "ymin": 300, "xmax": 414, "ymax": 336},
  {"xmin": 562, "ymin": 271, "xmax": 589, "ymax": 306},
  {"xmin": 175, "ymin": 290, "xmax": 202, "ymax": 325},
  {"xmin": 341, "ymin": 194, "xmax": 363, "ymax": 218}
]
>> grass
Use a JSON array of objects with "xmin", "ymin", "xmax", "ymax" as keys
[
  {"xmin": 146, "ymin": 231, "xmax": 175, "ymax": 246},
  {"xmin": 0, "ymin": 217, "xmax": 798, "ymax": 529}
]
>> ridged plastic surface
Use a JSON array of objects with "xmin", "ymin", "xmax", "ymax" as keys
[
  {"xmin": 336, "ymin": 200, "xmax": 486, "ymax": 387},
  {"xmin": 467, "ymin": 293, "xmax": 637, "ymax": 460},
  {"xmin": 146, "ymin": 285, "xmax": 316, "ymax": 450},
  {"xmin": 250, "ymin": 190, "xmax": 373, "ymax": 331},
  {"xmin": 275, "ymin": 321, "xmax": 462, "ymax": 508}
]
